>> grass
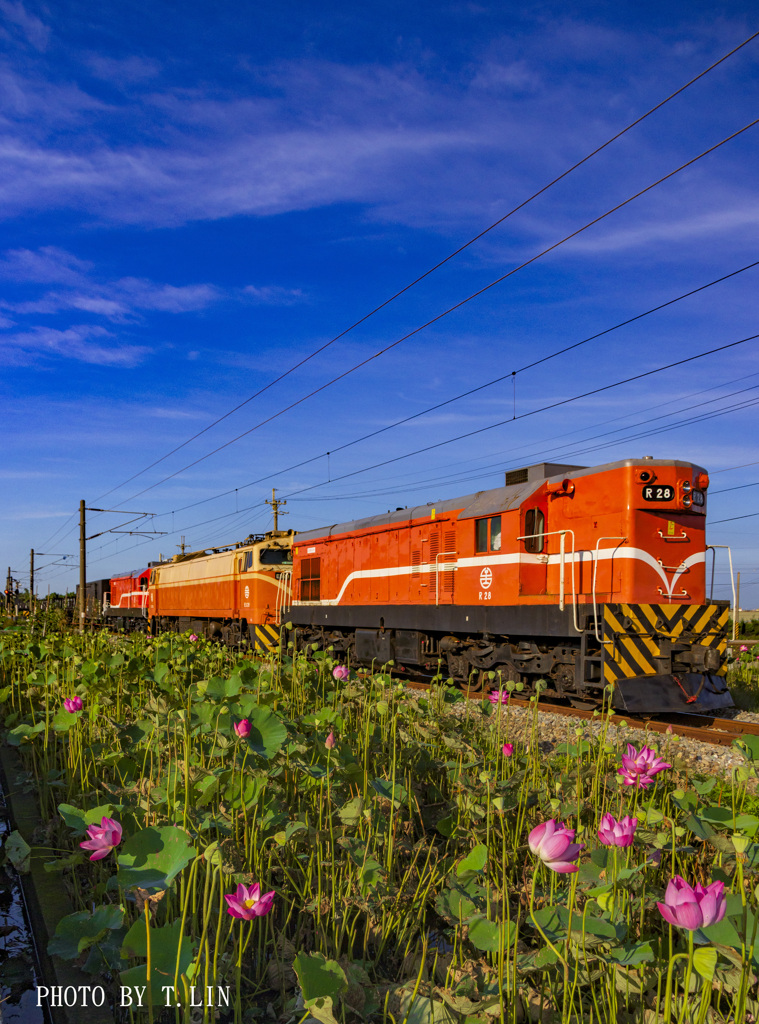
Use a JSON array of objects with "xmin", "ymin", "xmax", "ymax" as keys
[{"xmin": 1, "ymin": 621, "xmax": 758, "ymax": 1023}]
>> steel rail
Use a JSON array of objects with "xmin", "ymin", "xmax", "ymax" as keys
[{"xmin": 497, "ymin": 696, "xmax": 759, "ymax": 749}]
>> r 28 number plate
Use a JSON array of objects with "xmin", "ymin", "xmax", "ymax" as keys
[{"xmin": 642, "ymin": 485, "xmax": 674, "ymax": 501}]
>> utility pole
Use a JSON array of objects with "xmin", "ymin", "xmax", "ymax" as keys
[
  {"xmin": 79, "ymin": 499, "xmax": 86, "ymax": 633},
  {"xmin": 176, "ymin": 535, "xmax": 186, "ymax": 556},
  {"xmin": 265, "ymin": 488, "xmax": 287, "ymax": 531},
  {"xmin": 5, "ymin": 566, "xmax": 11, "ymax": 611},
  {"xmin": 29, "ymin": 549, "xmax": 34, "ymax": 614}
]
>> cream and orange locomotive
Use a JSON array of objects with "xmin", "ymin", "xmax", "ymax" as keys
[{"xmin": 147, "ymin": 531, "xmax": 293, "ymax": 651}]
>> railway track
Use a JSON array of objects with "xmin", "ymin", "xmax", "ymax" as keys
[
  {"xmin": 404, "ymin": 676, "xmax": 759, "ymax": 750},
  {"xmin": 502, "ymin": 696, "xmax": 759, "ymax": 750}
]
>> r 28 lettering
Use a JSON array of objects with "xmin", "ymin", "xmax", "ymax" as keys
[
  {"xmin": 642, "ymin": 485, "xmax": 674, "ymax": 502},
  {"xmin": 478, "ymin": 592, "xmax": 492, "ymax": 601}
]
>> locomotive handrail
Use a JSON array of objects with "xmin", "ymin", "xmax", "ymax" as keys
[
  {"xmin": 592, "ymin": 537, "xmax": 627, "ymax": 643},
  {"xmin": 706, "ymin": 545, "xmax": 736, "ymax": 633},
  {"xmin": 517, "ymin": 528, "xmax": 580, "ymax": 632},
  {"xmin": 276, "ymin": 570, "xmax": 293, "ymax": 624},
  {"xmin": 434, "ymin": 550, "xmax": 457, "ymax": 606}
]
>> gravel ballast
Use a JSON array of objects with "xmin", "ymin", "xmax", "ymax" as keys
[{"xmin": 404, "ymin": 688, "xmax": 759, "ymax": 784}]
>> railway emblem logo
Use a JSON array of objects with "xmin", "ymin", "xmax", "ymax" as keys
[
  {"xmin": 244, "ymin": 586, "xmax": 250, "ymax": 599},
  {"xmin": 479, "ymin": 567, "xmax": 493, "ymax": 590}
]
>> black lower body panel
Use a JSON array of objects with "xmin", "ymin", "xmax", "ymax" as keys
[{"xmin": 289, "ymin": 602, "xmax": 580, "ymax": 638}]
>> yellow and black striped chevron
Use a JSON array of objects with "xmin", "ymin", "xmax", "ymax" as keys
[
  {"xmin": 602, "ymin": 603, "xmax": 729, "ymax": 684},
  {"xmin": 252, "ymin": 623, "xmax": 281, "ymax": 651}
]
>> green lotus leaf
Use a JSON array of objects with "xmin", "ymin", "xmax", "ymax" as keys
[
  {"xmin": 117, "ymin": 826, "xmax": 196, "ymax": 891},
  {"xmin": 457, "ymin": 843, "xmax": 487, "ymax": 876},
  {"xmin": 5, "ymin": 830, "xmax": 31, "ymax": 873},
  {"xmin": 293, "ymin": 951, "xmax": 347, "ymax": 1005},
  {"xmin": 244, "ymin": 704, "xmax": 287, "ymax": 759},
  {"xmin": 49, "ymin": 905, "xmax": 124, "ymax": 960}
]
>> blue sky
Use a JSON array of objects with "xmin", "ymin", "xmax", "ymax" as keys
[{"xmin": 2, "ymin": 0, "xmax": 758, "ymax": 605}]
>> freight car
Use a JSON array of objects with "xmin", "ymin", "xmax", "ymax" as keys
[
  {"xmin": 287, "ymin": 458, "xmax": 733, "ymax": 714},
  {"xmin": 148, "ymin": 531, "xmax": 293, "ymax": 650},
  {"xmin": 74, "ymin": 578, "xmax": 112, "ymax": 622}
]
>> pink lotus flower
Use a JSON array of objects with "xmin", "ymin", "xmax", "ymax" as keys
[
  {"xmin": 234, "ymin": 719, "xmax": 251, "ymax": 739},
  {"xmin": 657, "ymin": 876, "xmax": 727, "ymax": 931},
  {"xmin": 63, "ymin": 696, "xmax": 83, "ymax": 713},
  {"xmin": 224, "ymin": 882, "xmax": 275, "ymax": 920},
  {"xmin": 189, "ymin": 634, "xmax": 199, "ymax": 641},
  {"xmin": 740, "ymin": 645, "xmax": 748, "ymax": 652},
  {"xmin": 528, "ymin": 819, "xmax": 584, "ymax": 873},
  {"xmin": 502, "ymin": 743, "xmax": 514, "ymax": 757},
  {"xmin": 489, "ymin": 690, "xmax": 509, "ymax": 705},
  {"xmin": 325, "ymin": 731, "xmax": 336, "ymax": 750},
  {"xmin": 597, "ymin": 812, "xmax": 637, "ymax": 847},
  {"xmin": 79, "ymin": 816, "xmax": 122, "ymax": 861},
  {"xmin": 333, "ymin": 665, "xmax": 350, "ymax": 681},
  {"xmin": 618, "ymin": 744, "xmax": 671, "ymax": 788}
]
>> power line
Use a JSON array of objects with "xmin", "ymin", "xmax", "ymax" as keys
[
  {"xmin": 110, "ymin": 118, "xmax": 759, "ymax": 508},
  {"xmin": 278, "ymin": 331, "xmax": 759, "ymax": 501},
  {"xmin": 88, "ymin": 29, "xmax": 759, "ymax": 506},
  {"xmin": 711, "ymin": 481, "xmax": 759, "ymax": 495},
  {"xmin": 80, "ymin": 329, "xmax": 759, "ymax": 568},
  {"xmin": 155, "ymin": 299, "xmax": 759, "ymax": 523},
  {"xmin": 713, "ymin": 459, "xmax": 759, "ymax": 474},
  {"xmin": 78, "ymin": 362, "xmax": 759, "ymax": 570},
  {"xmin": 711, "ymin": 511, "xmax": 759, "ymax": 524}
]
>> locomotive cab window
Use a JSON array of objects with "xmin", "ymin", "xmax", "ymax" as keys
[
  {"xmin": 524, "ymin": 508, "xmax": 544, "ymax": 553},
  {"xmin": 260, "ymin": 547, "xmax": 293, "ymax": 566},
  {"xmin": 475, "ymin": 515, "xmax": 502, "ymax": 552},
  {"xmin": 300, "ymin": 557, "xmax": 321, "ymax": 601}
]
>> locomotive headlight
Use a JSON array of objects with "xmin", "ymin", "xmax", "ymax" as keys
[
  {"xmin": 682, "ymin": 480, "xmax": 691, "ymax": 492},
  {"xmin": 682, "ymin": 494, "xmax": 692, "ymax": 508}
]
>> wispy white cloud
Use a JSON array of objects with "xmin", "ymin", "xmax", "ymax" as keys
[
  {"xmin": 0, "ymin": 246, "xmax": 305, "ymax": 327},
  {"xmin": 0, "ymin": 0, "xmax": 49, "ymax": 51},
  {"xmin": 0, "ymin": 246, "xmax": 92, "ymax": 285},
  {"xmin": 85, "ymin": 53, "xmax": 162, "ymax": 85},
  {"xmin": 0, "ymin": 17, "xmax": 752, "ymax": 249},
  {"xmin": 243, "ymin": 284, "xmax": 306, "ymax": 305},
  {"xmin": 562, "ymin": 201, "xmax": 759, "ymax": 256},
  {"xmin": 0, "ymin": 323, "xmax": 148, "ymax": 366}
]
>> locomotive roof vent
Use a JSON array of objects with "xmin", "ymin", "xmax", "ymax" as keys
[{"xmin": 505, "ymin": 463, "xmax": 587, "ymax": 487}]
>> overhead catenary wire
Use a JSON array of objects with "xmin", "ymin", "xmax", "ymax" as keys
[
  {"xmin": 154, "ymin": 258, "xmax": 759, "ymax": 518},
  {"xmin": 277, "ymin": 331, "xmax": 759, "ymax": 502},
  {"xmin": 108, "ymin": 115, "xmax": 759, "ymax": 508},
  {"xmin": 86, "ymin": 27, "xmax": 759, "ymax": 510},
  {"xmin": 79, "ymin": 358, "xmax": 759, "ymax": 569},
  {"xmin": 79, "ymin": 330, "xmax": 759, "ymax": 570}
]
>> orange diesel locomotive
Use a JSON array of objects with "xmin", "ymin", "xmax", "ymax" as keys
[
  {"xmin": 288, "ymin": 458, "xmax": 732, "ymax": 714},
  {"xmin": 148, "ymin": 531, "xmax": 293, "ymax": 650}
]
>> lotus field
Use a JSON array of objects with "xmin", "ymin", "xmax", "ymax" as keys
[{"xmin": 2, "ymin": 628, "xmax": 759, "ymax": 1024}]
